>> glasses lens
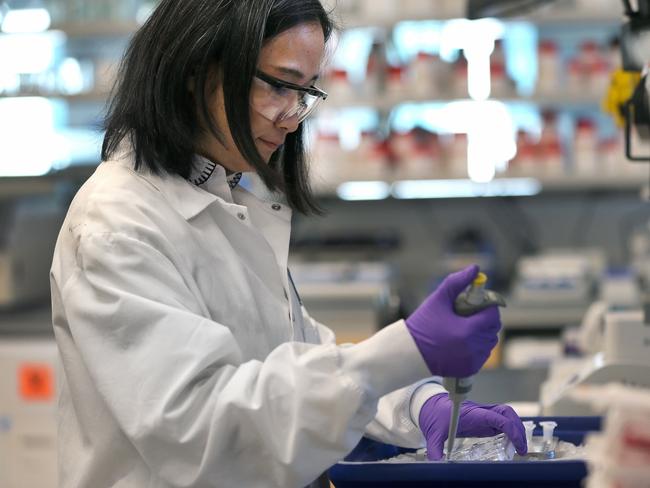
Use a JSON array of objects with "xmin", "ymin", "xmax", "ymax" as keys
[
  {"xmin": 251, "ymin": 76, "xmax": 325, "ymax": 123},
  {"xmin": 280, "ymin": 92, "xmax": 321, "ymax": 123}
]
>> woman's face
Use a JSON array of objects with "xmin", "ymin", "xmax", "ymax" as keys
[{"xmin": 197, "ymin": 22, "xmax": 326, "ymax": 172}]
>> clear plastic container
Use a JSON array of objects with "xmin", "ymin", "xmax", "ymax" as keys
[{"xmin": 447, "ymin": 434, "xmax": 516, "ymax": 461}]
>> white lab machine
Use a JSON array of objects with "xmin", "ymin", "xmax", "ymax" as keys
[
  {"xmin": 0, "ymin": 336, "xmax": 58, "ymax": 488},
  {"xmin": 510, "ymin": 249, "xmax": 605, "ymax": 307},
  {"xmin": 578, "ymin": 268, "xmax": 642, "ymax": 355},
  {"xmin": 540, "ymin": 308, "xmax": 650, "ymax": 415}
]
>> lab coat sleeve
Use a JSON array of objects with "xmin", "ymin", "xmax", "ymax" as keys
[
  {"xmin": 57, "ymin": 231, "xmax": 431, "ymax": 488},
  {"xmin": 306, "ymin": 309, "xmax": 445, "ymax": 448}
]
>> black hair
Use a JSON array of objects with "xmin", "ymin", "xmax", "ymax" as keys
[{"xmin": 101, "ymin": 0, "xmax": 336, "ymax": 215}]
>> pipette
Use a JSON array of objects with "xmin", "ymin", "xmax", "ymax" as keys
[{"xmin": 444, "ymin": 272, "xmax": 506, "ymax": 460}]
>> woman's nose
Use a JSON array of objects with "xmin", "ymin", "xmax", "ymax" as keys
[{"xmin": 275, "ymin": 113, "xmax": 300, "ymax": 133}]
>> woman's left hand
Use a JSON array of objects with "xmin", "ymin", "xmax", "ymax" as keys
[{"xmin": 418, "ymin": 393, "xmax": 528, "ymax": 460}]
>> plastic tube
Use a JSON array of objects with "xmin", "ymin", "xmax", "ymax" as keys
[
  {"xmin": 539, "ymin": 421, "xmax": 558, "ymax": 444},
  {"xmin": 523, "ymin": 421, "xmax": 536, "ymax": 448}
]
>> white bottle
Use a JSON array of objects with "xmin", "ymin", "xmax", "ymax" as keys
[
  {"xmin": 311, "ymin": 130, "xmax": 344, "ymax": 187},
  {"xmin": 324, "ymin": 68, "xmax": 353, "ymax": 105},
  {"xmin": 511, "ymin": 130, "xmax": 540, "ymax": 176},
  {"xmin": 385, "ymin": 64, "xmax": 408, "ymax": 100},
  {"xmin": 411, "ymin": 52, "xmax": 439, "ymax": 99},
  {"xmin": 573, "ymin": 118, "xmax": 598, "ymax": 175},
  {"xmin": 537, "ymin": 40, "xmax": 560, "ymax": 95},
  {"xmin": 539, "ymin": 111, "xmax": 564, "ymax": 176}
]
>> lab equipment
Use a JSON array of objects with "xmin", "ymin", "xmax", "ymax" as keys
[
  {"xmin": 442, "ymin": 376, "xmax": 472, "ymax": 461},
  {"xmin": 539, "ymin": 421, "xmax": 558, "ymax": 455},
  {"xmin": 523, "ymin": 420, "xmax": 535, "ymax": 447},
  {"xmin": 418, "ymin": 393, "xmax": 526, "ymax": 460},
  {"xmin": 330, "ymin": 416, "xmax": 599, "ymax": 488},
  {"xmin": 453, "ymin": 272, "xmax": 506, "ymax": 316},
  {"xmin": 0, "ymin": 337, "xmax": 58, "ymax": 488},
  {"xmin": 447, "ymin": 433, "xmax": 580, "ymax": 463},
  {"xmin": 519, "ymin": 421, "xmax": 564, "ymax": 460},
  {"xmin": 541, "ymin": 309, "xmax": 650, "ymax": 415},
  {"xmin": 444, "ymin": 272, "xmax": 506, "ymax": 460},
  {"xmin": 510, "ymin": 250, "xmax": 604, "ymax": 307},
  {"xmin": 572, "ymin": 384, "xmax": 650, "ymax": 488},
  {"xmin": 578, "ymin": 268, "xmax": 641, "ymax": 355},
  {"xmin": 540, "ymin": 421, "xmax": 557, "ymax": 444},
  {"xmin": 447, "ymin": 434, "xmax": 516, "ymax": 462},
  {"xmin": 405, "ymin": 264, "xmax": 501, "ymax": 377},
  {"xmin": 383, "ymin": 434, "xmax": 578, "ymax": 464}
]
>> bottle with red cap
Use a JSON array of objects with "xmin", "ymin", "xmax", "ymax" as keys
[
  {"xmin": 537, "ymin": 40, "xmax": 560, "ymax": 95},
  {"xmin": 574, "ymin": 117, "xmax": 598, "ymax": 175}
]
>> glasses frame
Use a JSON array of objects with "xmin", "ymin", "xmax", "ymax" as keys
[{"xmin": 254, "ymin": 69, "xmax": 329, "ymax": 101}]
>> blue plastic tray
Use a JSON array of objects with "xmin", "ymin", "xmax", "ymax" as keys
[{"xmin": 329, "ymin": 416, "xmax": 601, "ymax": 488}]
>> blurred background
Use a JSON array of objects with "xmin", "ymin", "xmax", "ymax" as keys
[{"xmin": 1, "ymin": 0, "xmax": 650, "ymax": 486}]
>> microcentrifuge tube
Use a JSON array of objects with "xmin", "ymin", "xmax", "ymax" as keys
[
  {"xmin": 523, "ymin": 421, "xmax": 536, "ymax": 448},
  {"xmin": 539, "ymin": 421, "xmax": 557, "ymax": 445}
]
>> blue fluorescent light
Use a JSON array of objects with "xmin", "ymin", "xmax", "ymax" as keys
[
  {"xmin": 0, "ymin": 97, "xmax": 67, "ymax": 176},
  {"xmin": 1, "ymin": 8, "xmax": 51, "ymax": 34},
  {"xmin": 336, "ymin": 181, "xmax": 391, "ymax": 201},
  {"xmin": 392, "ymin": 178, "xmax": 541, "ymax": 199}
]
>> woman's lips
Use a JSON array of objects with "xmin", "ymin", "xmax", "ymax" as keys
[{"xmin": 259, "ymin": 138, "xmax": 281, "ymax": 150}]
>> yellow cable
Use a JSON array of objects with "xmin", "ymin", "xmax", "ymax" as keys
[{"xmin": 602, "ymin": 69, "xmax": 642, "ymax": 127}]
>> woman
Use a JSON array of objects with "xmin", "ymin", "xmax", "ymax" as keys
[{"xmin": 50, "ymin": 1, "xmax": 526, "ymax": 487}]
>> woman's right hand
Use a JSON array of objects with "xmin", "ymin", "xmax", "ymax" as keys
[{"xmin": 405, "ymin": 265, "xmax": 501, "ymax": 377}]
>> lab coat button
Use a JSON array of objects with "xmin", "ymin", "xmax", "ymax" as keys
[
  {"xmin": 271, "ymin": 203, "xmax": 282, "ymax": 211},
  {"xmin": 237, "ymin": 212, "xmax": 246, "ymax": 221}
]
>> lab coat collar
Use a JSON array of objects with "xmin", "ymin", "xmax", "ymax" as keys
[
  {"xmin": 189, "ymin": 154, "xmax": 244, "ymax": 197},
  {"xmin": 149, "ymin": 170, "xmax": 222, "ymax": 221},
  {"xmin": 108, "ymin": 148, "xmax": 219, "ymax": 221},
  {"xmin": 109, "ymin": 145, "xmax": 289, "ymax": 222}
]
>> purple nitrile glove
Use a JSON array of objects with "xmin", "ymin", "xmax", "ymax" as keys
[
  {"xmin": 419, "ymin": 392, "xmax": 528, "ymax": 460},
  {"xmin": 405, "ymin": 264, "xmax": 501, "ymax": 378}
]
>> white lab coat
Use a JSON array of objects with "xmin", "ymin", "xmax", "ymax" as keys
[{"xmin": 50, "ymin": 150, "xmax": 444, "ymax": 488}]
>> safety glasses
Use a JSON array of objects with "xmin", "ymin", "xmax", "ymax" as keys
[{"xmin": 251, "ymin": 69, "xmax": 328, "ymax": 124}]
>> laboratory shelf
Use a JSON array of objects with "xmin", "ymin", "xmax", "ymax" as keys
[
  {"xmin": 342, "ymin": 9, "xmax": 620, "ymax": 30},
  {"xmin": 0, "ymin": 91, "xmax": 108, "ymax": 102},
  {"xmin": 525, "ymin": 11, "xmax": 623, "ymax": 25},
  {"xmin": 534, "ymin": 175, "xmax": 648, "ymax": 192},
  {"xmin": 321, "ymin": 93, "xmax": 603, "ymax": 112},
  {"xmin": 311, "ymin": 174, "xmax": 646, "ymax": 200}
]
